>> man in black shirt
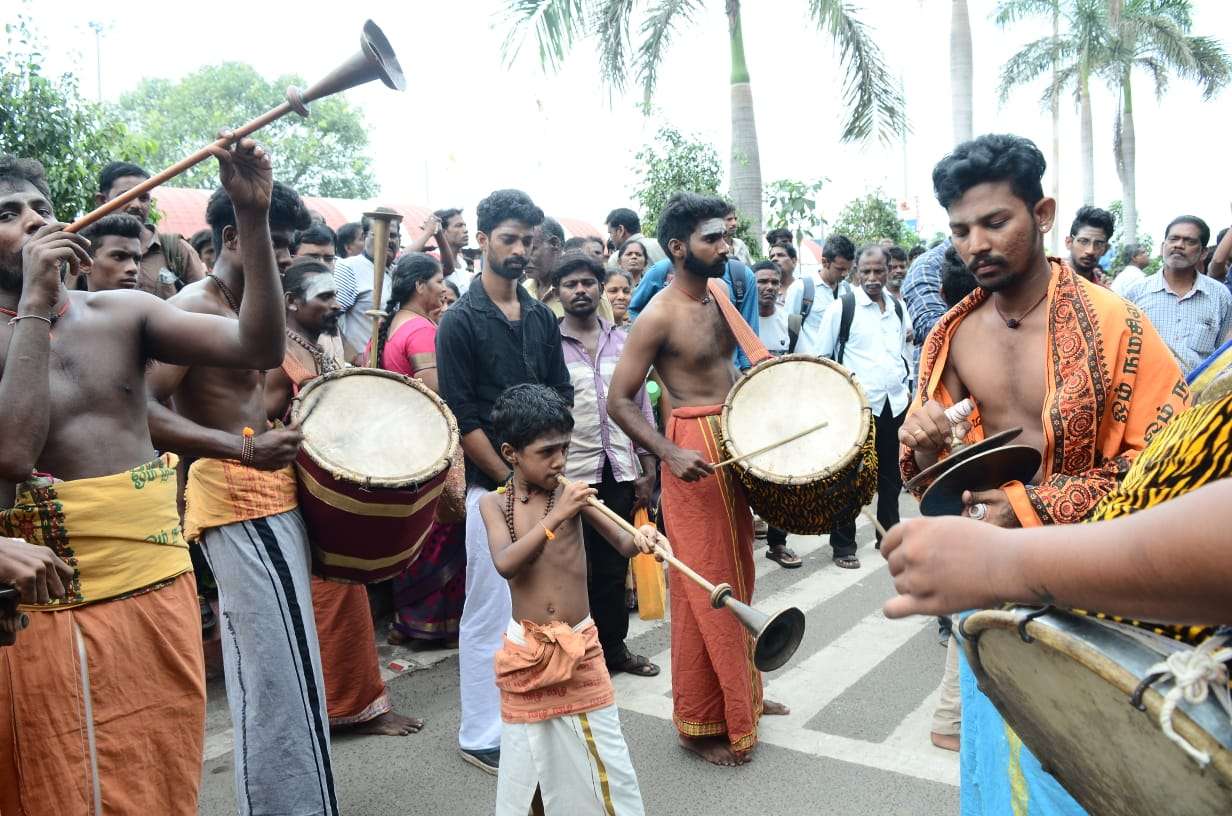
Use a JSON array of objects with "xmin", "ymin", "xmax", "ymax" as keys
[{"xmin": 436, "ymin": 189, "xmax": 572, "ymax": 774}]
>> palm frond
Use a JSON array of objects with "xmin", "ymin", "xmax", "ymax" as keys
[
  {"xmin": 595, "ymin": 0, "xmax": 637, "ymax": 91},
  {"xmin": 1133, "ymin": 56, "xmax": 1169, "ymax": 100},
  {"xmin": 999, "ymin": 35, "xmax": 1069, "ymax": 102},
  {"xmin": 634, "ymin": 0, "xmax": 700, "ymax": 102},
  {"xmin": 1182, "ymin": 35, "xmax": 1232, "ymax": 99},
  {"xmin": 1039, "ymin": 63, "xmax": 1078, "ymax": 109},
  {"xmin": 993, "ymin": 0, "xmax": 1057, "ymax": 28},
  {"xmin": 500, "ymin": 0, "xmax": 591, "ymax": 72},
  {"xmin": 807, "ymin": 0, "xmax": 908, "ymax": 144}
]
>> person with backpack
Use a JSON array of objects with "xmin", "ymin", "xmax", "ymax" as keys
[
  {"xmin": 809, "ymin": 244, "xmax": 913, "ymax": 569},
  {"xmin": 784, "ymin": 234, "xmax": 855, "ymax": 354}
]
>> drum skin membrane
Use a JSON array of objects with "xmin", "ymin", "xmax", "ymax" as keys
[
  {"xmin": 964, "ymin": 610, "xmax": 1232, "ymax": 815},
  {"xmin": 300, "ymin": 372, "xmax": 453, "ymax": 484}
]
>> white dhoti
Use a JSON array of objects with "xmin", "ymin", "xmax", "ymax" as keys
[
  {"xmin": 494, "ymin": 619, "xmax": 645, "ymax": 816},
  {"xmin": 458, "ymin": 484, "xmax": 511, "ymax": 752}
]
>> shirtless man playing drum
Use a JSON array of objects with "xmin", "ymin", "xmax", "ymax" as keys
[
  {"xmin": 0, "ymin": 141, "xmax": 288, "ymax": 815},
  {"xmin": 608, "ymin": 192, "xmax": 786, "ymax": 768},
  {"xmin": 145, "ymin": 180, "xmax": 343, "ymax": 813}
]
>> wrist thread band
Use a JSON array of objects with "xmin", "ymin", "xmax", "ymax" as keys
[
  {"xmin": 540, "ymin": 522, "xmax": 555, "ymax": 541},
  {"xmin": 8, "ymin": 314, "xmax": 53, "ymax": 327},
  {"xmin": 240, "ymin": 426, "xmax": 256, "ymax": 466}
]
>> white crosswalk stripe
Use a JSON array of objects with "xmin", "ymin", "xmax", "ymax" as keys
[{"xmin": 614, "ymin": 519, "xmax": 959, "ymax": 789}]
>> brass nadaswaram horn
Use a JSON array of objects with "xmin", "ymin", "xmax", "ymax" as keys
[
  {"xmin": 557, "ymin": 476, "xmax": 806, "ymax": 672},
  {"xmin": 67, "ymin": 19, "xmax": 405, "ymax": 233}
]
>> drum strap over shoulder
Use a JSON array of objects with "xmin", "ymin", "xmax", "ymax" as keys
[{"xmin": 706, "ymin": 278, "xmax": 771, "ymax": 366}]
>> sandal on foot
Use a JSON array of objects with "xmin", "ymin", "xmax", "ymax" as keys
[
  {"xmin": 608, "ymin": 652, "xmax": 660, "ymax": 677},
  {"xmin": 765, "ymin": 544, "xmax": 802, "ymax": 569},
  {"xmin": 833, "ymin": 554, "xmax": 861, "ymax": 569}
]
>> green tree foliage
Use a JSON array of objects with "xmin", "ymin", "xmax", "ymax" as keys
[
  {"xmin": 631, "ymin": 126, "xmax": 722, "ymax": 238},
  {"xmin": 831, "ymin": 190, "xmax": 903, "ymax": 248},
  {"xmin": 764, "ymin": 178, "xmax": 827, "ymax": 246},
  {"xmin": 0, "ymin": 16, "xmax": 153, "ymax": 220},
  {"xmin": 116, "ymin": 63, "xmax": 376, "ymax": 197}
]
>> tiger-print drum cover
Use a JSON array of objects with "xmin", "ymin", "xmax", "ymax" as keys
[
  {"xmin": 291, "ymin": 368, "xmax": 459, "ymax": 583},
  {"xmin": 720, "ymin": 355, "xmax": 876, "ymax": 534}
]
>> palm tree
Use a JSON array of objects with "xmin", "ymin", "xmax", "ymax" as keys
[
  {"xmin": 1102, "ymin": 0, "xmax": 1230, "ymax": 244},
  {"xmin": 996, "ymin": 0, "xmax": 1108, "ymax": 206},
  {"xmin": 951, "ymin": 0, "xmax": 974, "ymax": 144},
  {"xmin": 501, "ymin": 0, "xmax": 907, "ymax": 243}
]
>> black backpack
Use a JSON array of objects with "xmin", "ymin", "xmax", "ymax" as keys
[
  {"xmin": 786, "ymin": 278, "xmax": 815, "ymax": 353},
  {"xmin": 834, "ymin": 292, "xmax": 906, "ymax": 375}
]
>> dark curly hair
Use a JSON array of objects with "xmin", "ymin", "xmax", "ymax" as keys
[
  {"xmin": 1069, "ymin": 206, "xmax": 1115, "ymax": 240},
  {"xmin": 551, "ymin": 250, "xmax": 606, "ymax": 288},
  {"xmin": 492, "ymin": 383, "xmax": 574, "ymax": 453},
  {"xmin": 0, "ymin": 155, "xmax": 51, "ymax": 200},
  {"xmin": 476, "ymin": 189, "xmax": 543, "ymax": 235},
  {"xmin": 375, "ymin": 252, "xmax": 442, "ymax": 367},
  {"xmin": 656, "ymin": 192, "xmax": 728, "ymax": 257},
  {"xmin": 79, "ymin": 213, "xmax": 143, "ymax": 255},
  {"xmin": 206, "ymin": 180, "xmax": 311, "ymax": 255},
  {"xmin": 932, "ymin": 134, "xmax": 1046, "ymax": 211}
]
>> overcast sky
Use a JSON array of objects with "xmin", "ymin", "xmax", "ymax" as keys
[{"xmin": 12, "ymin": 0, "xmax": 1231, "ymax": 243}]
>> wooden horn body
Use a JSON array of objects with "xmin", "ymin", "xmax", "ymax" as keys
[{"xmin": 68, "ymin": 19, "xmax": 404, "ymax": 233}]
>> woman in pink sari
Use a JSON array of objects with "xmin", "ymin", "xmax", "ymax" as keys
[{"xmin": 376, "ymin": 253, "xmax": 465, "ymax": 649}]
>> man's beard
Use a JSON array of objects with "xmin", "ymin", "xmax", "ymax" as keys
[
  {"xmin": 490, "ymin": 256, "xmax": 526, "ymax": 280},
  {"xmin": 0, "ymin": 256, "xmax": 21, "ymax": 292},
  {"xmin": 684, "ymin": 250, "xmax": 725, "ymax": 279}
]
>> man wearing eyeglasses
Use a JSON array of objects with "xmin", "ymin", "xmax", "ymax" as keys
[
  {"xmin": 1124, "ymin": 215, "xmax": 1232, "ymax": 374},
  {"xmin": 1064, "ymin": 206, "xmax": 1114, "ymax": 286}
]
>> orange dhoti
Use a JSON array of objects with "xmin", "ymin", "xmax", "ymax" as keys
[
  {"xmin": 660, "ymin": 405, "xmax": 762, "ymax": 751},
  {"xmin": 311, "ymin": 577, "xmax": 392, "ymax": 726}
]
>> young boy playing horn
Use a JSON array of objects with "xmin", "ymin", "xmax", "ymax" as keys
[{"xmin": 479, "ymin": 383, "xmax": 666, "ymax": 816}]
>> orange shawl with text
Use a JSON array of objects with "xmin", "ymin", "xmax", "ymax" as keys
[{"xmin": 901, "ymin": 261, "xmax": 1189, "ymax": 526}]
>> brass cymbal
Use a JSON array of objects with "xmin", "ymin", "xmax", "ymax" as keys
[
  {"xmin": 903, "ymin": 427, "xmax": 1024, "ymax": 491},
  {"xmin": 919, "ymin": 445, "xmax": 1042, "ymax": 517}
]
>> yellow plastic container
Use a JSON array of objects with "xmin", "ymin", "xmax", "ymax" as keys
[{"xmin": 631, "ymin": 508, "xmax": 666, "ymax": 620}]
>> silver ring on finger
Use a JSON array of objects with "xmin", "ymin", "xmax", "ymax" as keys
[{"xmin": 968, "ymin": 502, "xmax": 988, "ymax": 522}]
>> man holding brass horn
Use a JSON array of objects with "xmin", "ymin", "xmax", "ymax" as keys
[
  {"xmin": 145, "ymin": 174, "xmax": 348, "ymax": 815},
  {"xmin": 608, "ymin": 192, "xmax": 788, "ymax": 768},
  {"xmin": 0, "ymin": 141, "xmax": 291, "ymax": 815}
]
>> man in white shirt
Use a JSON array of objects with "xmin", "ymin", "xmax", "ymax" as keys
[
  {"xmin": 754, "ymin": 261, "xmax": 790, "ymax": 355},
  {"xmin": 724, "ymin": 206, "xmax": 754, "ymax": 266},
  {"xmin": 784, "ymin": 234, "xmax": 855, "ymax": 354},
  {"xmin": 333, "ymin": 208, "xmax": 401, "ymax": 361},
  {"xmin": 1110, "ymin": 244, "xmax": 1149, "ymax": 297},
  {"xmin": 812, "ymin": 244, "xmax": 912, "ymax": 569}
]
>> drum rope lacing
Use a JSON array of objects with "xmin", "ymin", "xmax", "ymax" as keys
[{"xmin": 1140, "ymin": 634, "xmax": 1232, "ymax": 767}]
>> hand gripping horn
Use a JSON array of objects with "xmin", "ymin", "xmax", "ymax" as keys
[{"xmin": 68, "ymin": 20, "xmax": 405, "ymax": 233}]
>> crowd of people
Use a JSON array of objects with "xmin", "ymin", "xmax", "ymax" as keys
[{"xmin": 1, "ymin": 126, "xmax": 1231, "ymax": 816}]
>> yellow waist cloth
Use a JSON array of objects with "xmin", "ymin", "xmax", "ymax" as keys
[
  {"xmin": 0, "ymin": 454, "xmax": 189, "ymax": 609},
  {"xmin": 183, "ymin": 458, "xmax": 297, "ymax": 542}
]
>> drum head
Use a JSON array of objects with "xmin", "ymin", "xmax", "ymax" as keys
[
  {"xmin": 722, "ymin": 355, "xmax": 871, "ymax": 482},
  {"xmin": 292, "ymin": 368, "xmax": 458, "ymax": 489},
  {"xmin": 962, "ymin": 610, "xmax": 1232, "ymax": 815}
]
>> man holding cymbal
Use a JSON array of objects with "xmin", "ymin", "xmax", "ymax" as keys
[{"xmin": 896, "ymin": 133, "xmax": 1187, "ymax": 809}]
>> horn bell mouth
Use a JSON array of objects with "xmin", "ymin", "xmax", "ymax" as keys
[
  {"xmin": 754, "ymin": 607, "xmax": 806, "ymax": 672},
  {"xmin": 361, "ymin": 20, "xmax": 406, "ymax": 92}
]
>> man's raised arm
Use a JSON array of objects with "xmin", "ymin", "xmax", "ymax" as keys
[{"xmin": 141, "ymin": 138, "xmax": 284, "ymax": 371}]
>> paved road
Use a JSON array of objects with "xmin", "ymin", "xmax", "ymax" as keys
[{"xmin": 199, "ymin": 497, "xmax": 959, "ymax": 815}]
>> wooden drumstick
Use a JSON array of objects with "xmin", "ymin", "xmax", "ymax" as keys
[
  {"xmin": 709, "ymin": 421, "xmax": 832, "ymax": 465},
  {"xmin": 711, "ymin": 420, "xmax": 829, "ymax": 470},
  {"xmin": 862, "ymin": 509, "xmax": 889, "ymax": 540}
]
